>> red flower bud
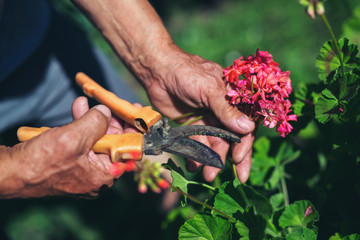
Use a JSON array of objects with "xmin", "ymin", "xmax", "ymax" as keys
[
  {"xmin": 157, "ymin": 179, "xmax": 170, "ymax": 189},
  {"xmin": 304, "ymin": 206, "xmax": 313, "ymax": 217},
  {"xmin": 138, "ymin": 182, "xmax": 148, "ymax": 194}
]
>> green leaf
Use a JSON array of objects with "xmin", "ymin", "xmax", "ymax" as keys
[
  {"xmin": 235, "ymin": 221, "xmax": 249, "ymax": 240},
  {"xmin": 162, "ymin": 206, "xmax": 197, "ymax": 230},
  {"xmin": 329, "ymin": 233, "xmax": 343, "ymax": 240},
  {"xmin": 237, "ymin": 184, "xmax": 273, "ymax": 220},
  {"xmin": 343, "ymin": 234, "xmax": 360, "ymax": 240},
  {"xmin": 278, "ymin": 200, "xmax": 319, "ymax": 231},
  {"xmin": 285, "ymin": 227, "xmax": 317, "ymax": 240},
  {"xmin": 330, "ymin": 234, "xmax": 360, "ymax": 240},
  {"xmin": 213, "ymin": 181, "xmax": 245, "ymax": 218},
  {"xmin": 250, "ymin": 137, "xmax": 277, "ymax": 188},
  {"xmin": 178, "ymin": 214, "xmax": 232, "ymax": 240},
  {"xmin": 269, "ymin": 193, "xmax": 285, "ymax": 211},
  {"xmin": 251, "ymin": 137, "xmax": 300, "ymax": 190},
  {"xmin": 213, "ymin": 181, "xmax": 272, "ymax": 221},
  {"xmin": 164, "ymin": 159, "xmax": 191, "ymax": 206},
  {"xmin": 315, "ymin": 88, "xmax": 339, "ymax": 123},
  {"xmin": 293, "ymin": 82, "xmax": 308, "ymax": 117},
  {"xmin": 316, "ymin": 38, "xmax": 360, "ymax": 84},
  {"xmin": 338, "ymin": 69, "xmax": 360, "ymax": 102},
  {"xmin": 234, "ymin": 207, "xmax": 267, "ymax": 240}
]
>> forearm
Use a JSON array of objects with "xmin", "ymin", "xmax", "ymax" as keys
[
  {"xmin": 0, "ymin": 146, "xmax": 24, "ymax": 198},
  {"xmin": 72, "ymin": 0, "xmax": 177, "ymax": 88}
]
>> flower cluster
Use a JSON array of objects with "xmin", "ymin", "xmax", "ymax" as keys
[
  {"xmin": 110, "ymin": 159, "xmax": 170, "ymax": 194},
  {"xmin": 224, "ymin": 49, "xmax": 297, "ymax": 137}
]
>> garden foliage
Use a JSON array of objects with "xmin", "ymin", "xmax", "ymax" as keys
[{"xmin": 163, "ymin": 2, "xmax": 360, "ymax": 239}]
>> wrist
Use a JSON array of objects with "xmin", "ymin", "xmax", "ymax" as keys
[{"xmin": 134, "ymin": 42, "xmax": 184, "ymax": 88}]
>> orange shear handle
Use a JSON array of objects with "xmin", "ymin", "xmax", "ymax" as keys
[
  {"xmin": 17, "ymin": 127, "xmax": 144, "ymax": 162},
  {"xmin": 75, "ymin": 72, "xmax": 161, "ymax": 133}
]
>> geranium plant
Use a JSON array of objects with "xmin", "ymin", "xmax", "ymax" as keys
[{"xmin": 160, "ymin": 1, "xmax": 360, "ymax": 239}]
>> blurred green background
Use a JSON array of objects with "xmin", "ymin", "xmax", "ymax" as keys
[{"xmin": 1, "ymin": 0, "xmax": 360, "ymax": 239}]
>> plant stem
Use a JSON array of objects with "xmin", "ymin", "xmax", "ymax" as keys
[
  {"xmin": 232, "ymin": 163, "xmax": 238, "ymax": 179},
  {"xmin": 171, "ymin": 185, "xmax": 237, "ymax": 223},
  {"xmin": 180, "ymin": 115, "xmax": 204, "ymax": 126},
  {"xmin": 295, "ymin": 97, "xmax": 315, "ymax": 106},
  {"xmin": 188, "ymin": 181, "xmax": 216, "ymax": 191},
  {"xmin": 280, "ymin": 174, "xmax": 290, "ymax": 207},
  {"xmin": 238, "ymin": 186, "xmax": 252, "ymax": 210},
  {"xmin": 320, "ymin": 14, "xmax": 345, "ymax": 75},
  {"xmin": 170, "ymin": 112, "xmax": 197, "ymax": 121},
  {"xmin": 169, "ymin": 109, "xmax": 208, "ymax": 122}
]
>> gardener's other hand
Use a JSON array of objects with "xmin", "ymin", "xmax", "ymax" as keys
[
  {"xmin": 0, "ymin": 97, "xmax": 126, "ymax": 198},
  {"xmin": 144, "ymin": 46, "xmax": 256, "ymax": 183}
]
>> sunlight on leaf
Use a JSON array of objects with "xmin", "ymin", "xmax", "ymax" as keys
[{"xmin": 316, "ymin": 38, "xmax": 359, "ymax": 83}]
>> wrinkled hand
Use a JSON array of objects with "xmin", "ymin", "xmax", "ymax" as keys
[
  {"xmin": 146, "ymin": 46, "xmax": 256, "ymax": 183},
  {"xmin": 6, "ymin": 97, "xmax": 131, "ymax": 198}
]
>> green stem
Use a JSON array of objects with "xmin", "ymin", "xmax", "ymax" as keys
[
  {"xmin": 180, "ymin": 115, "xmax": 204, "ymax": 126},
  {"xmin": 232, "ymin": 163, "xmax": 238, "ymax": 179},
  {"xmin": 320, "ymin": 14, "xmax": 345, "ymax": 75},
  {"xmin": 294, "ymin": 96, "xmax": 315, "ymax": 106},
  {"xmin": 171, "ymin": 185, "xmax": 237, "ymax": 223},
  {"xmin": 188, "ymin": 181, "xmax": 216, "ymax": 191},
  {"xmin": 280, "ymin": 174, "xmax": 289, "ymax": 207},
  {"xmin": 238, "ymin": 186, "xmax": 252, "ymax": 210},
  {"xmin": 169, "ymin": 109, "xmax": 209, "ymax": 122},
  {"xmin": 170, "ymin": 112, "xmax": 197, "ymax": 122}
]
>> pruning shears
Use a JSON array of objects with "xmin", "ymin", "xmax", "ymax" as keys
[{"xmin": 17, "ymin": 73, "xmax": 241, "ymax": 169}]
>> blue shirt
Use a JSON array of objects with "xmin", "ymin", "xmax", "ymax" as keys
[{"xmin": 0, "ymin": 0, "xmax": 51, "ymax": 82}]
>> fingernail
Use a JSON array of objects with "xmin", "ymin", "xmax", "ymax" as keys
[
  {"xmin": 237, "ymin": 116, "xmax": 255, "ymax": 132},
  {"xmin": 94, "ymin": 105, "xmax": 111, "ymax": 119}
]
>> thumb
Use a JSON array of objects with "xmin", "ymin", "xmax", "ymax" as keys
[
  {"xmin": 66, "ymin": 105, "xmax": 111, "ymax": 149},
  {"xmin": 209, "ymin": 94, "xmax": 255, "ymax": 135}
]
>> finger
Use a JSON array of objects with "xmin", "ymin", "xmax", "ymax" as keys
[
  {"xmin": 208, "ymin": 91, "xmax": 255, "ymax": 135},
  {"xmin": 231, "ymin": 132, "xmax": 255, "ymax": 165},
  {"xmin": 72, "ymin": 96, "xmax": 90, "ymax": 120},
  {"xmin": 234, "ymin": 149, "xmax": 252, "ymax": 183},
  {"xmin": 66, "ymin": 105, "xmax": 111, "ymax": 149}
]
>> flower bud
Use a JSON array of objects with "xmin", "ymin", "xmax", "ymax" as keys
[
  {"xmin": 306, "ymin": 4, "xmax": 316, "ymax": 19},
  {"xmin": 157, "ymin": 179, "xmax": 170, "ymax": 189},
  {"xmin": 138, "ymin": 181, "xmax": 148, "ymax": 194},
  {"xmin": 304, "ymin": 206, "xmax": 313, "ymax": 217},
  {"xmin": 316, "ymin": 2, "xmax": 325, "ymax": 15}
]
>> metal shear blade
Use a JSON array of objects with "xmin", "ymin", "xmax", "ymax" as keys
[
  {"xmin": 163, "ymin": 138, "xmax": 225, "ymax": 169},
  {"xmin": 143, "ymin": 119, "xmax": 241, "ymax": 169}
]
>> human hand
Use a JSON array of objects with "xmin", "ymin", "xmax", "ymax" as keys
[
  {"xmin": 144, "ymin": 46, "xmax": 256, "ymax": 183},
  {"xmin": 4, "ymin": 97, "xmax": 131, "ymax": 198}
]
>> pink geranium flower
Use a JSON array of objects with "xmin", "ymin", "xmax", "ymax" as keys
[{"xmin": 224, "ymin": 49, "xmax": 297, "ymax": 137}]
